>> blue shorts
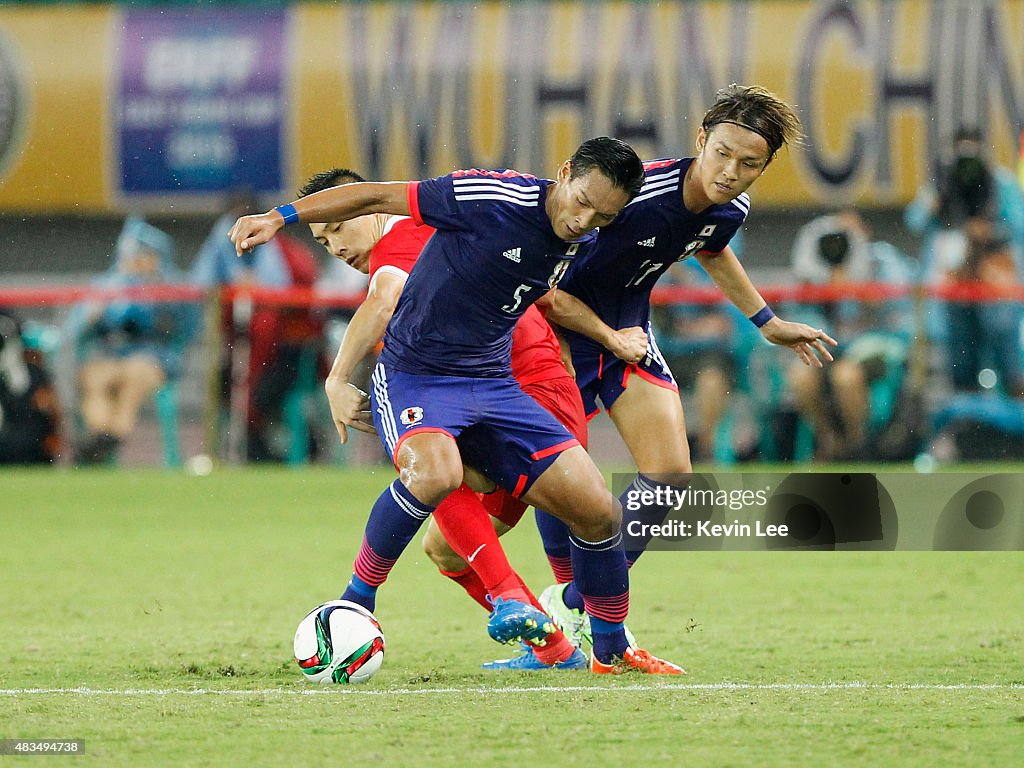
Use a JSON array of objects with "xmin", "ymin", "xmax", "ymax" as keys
[
  {"xmin": 572, "ymin": 323, "xmax": 678, "ymax": 418},
  {"xmin": 370, "ymin": 362, "xmax": 580, "ymax": 498}
]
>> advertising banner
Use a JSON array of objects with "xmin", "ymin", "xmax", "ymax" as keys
[
  {"xmin": 0, "ymin": 1, "xmax": 1020, "ymax": 213},
  {"xmin": 115, "ymin": 8, "xmax": 288, "ymax": 198}
]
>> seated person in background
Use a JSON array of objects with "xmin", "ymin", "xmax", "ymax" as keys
[
  {"xmin": 0, "ymin": 311, "xmax": 61, "ymax": 465},
  {"xmin": 190, "ymin": 189, "xmax": 324, "ymax": 462},
  {"xmin": 944, "ymin": 215, "xmax": 1024, "ymax": 398},
  {"xmin": 67, "ymin": 217, "xmax": 196, "ymax": 464},
  {"xmin": 786, "ymin": 210, "xmax": 916, "ymax": 461}
]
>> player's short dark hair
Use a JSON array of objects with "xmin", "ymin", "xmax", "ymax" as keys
[
  {"xmin": 701, "ymin": 84, "xmax": 803, "ymax": 161},
  {"xmin": 298, "ymin": 168, "xmax": 366, "ymax": 197},
  {"xmin": 568, "ymin": 137, "xmax": 645, "ymax": 200}
]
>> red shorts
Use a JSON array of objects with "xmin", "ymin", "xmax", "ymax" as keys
[
  {"xmin": 521, "ymin": 375, "xmax": 589, "ymax": 450},
  {"xmin": 479, "ymin": 489, "xmax": 529, "ymax": 528}
]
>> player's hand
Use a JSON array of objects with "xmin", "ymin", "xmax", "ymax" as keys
[
  {"xmin": 325, "ymin": 379, "xmax": 376, "ymax": 443},
  {"xmin": 760, "ymin": 317, "xmax": 838, "ymax": 367},
  {"xmin": 608, "ymin": 326, "xmax": 649, "ymax": 364},
  {"xmin": 228, "ymin": 212, "xmax": 285, "ymax": 257}
]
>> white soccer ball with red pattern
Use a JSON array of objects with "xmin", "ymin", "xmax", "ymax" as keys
[{"xmin": 293, "ymin": 600, "xmax": 385, "ymax": 684}]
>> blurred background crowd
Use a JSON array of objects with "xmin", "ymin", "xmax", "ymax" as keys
[{"xmin": 2, "ymin": 0, "xmax": 1023, "ymax": 469}]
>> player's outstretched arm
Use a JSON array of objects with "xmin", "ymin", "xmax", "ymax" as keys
[
  {"xmin": 325, "ymin": 270, "xmax": 406, "ymax": 443},
  {"xmin": 537, "ymin": 289, "xmax": 648, "ymax": 364},
  {"xmin": 696, "ymin": 247, "xmax": 838, "ymax": 366},
  {"xmin": 228, "ymin": 182, "xmax": 412, "ymax": 256}
]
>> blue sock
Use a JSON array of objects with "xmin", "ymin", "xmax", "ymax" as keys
[
  {"xmin": 591, "ymin": 617, "xmax": 629, "ymax": 661},
  {"xmin": 534, "ymin": 507, "xmax": 572, "ymax": 564},
  {"xmin": 568, "ymin": 530, "xmax": 630, "ymax": 663},
  {"xmin": 341, "ymin": 574, "xmax": 378, "ymax": 612},
  {"xmin": 562, "ymin": 581, "xmax": 585, "ymax": 612},
  {"xmin": 341, "ymin": 479, "xmax": 435, "ymax": 612}
]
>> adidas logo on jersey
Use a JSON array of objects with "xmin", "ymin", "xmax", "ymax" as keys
[
  {"xmin": 637, "ymin": 237, "xmax": 657, "ymax": 247},
  {"xmin": 503, "ymin": 247, "xmax": 522, "ymax": 263}
]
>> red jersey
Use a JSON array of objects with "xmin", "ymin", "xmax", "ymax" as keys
[
  {"xmin": 368, "ymin": 216, "xmax": 570, "ymax": 385},
  {"xmin": 509, "ymin": 304, "xmax": 572, "ymax": 386},
  {"xmin": 368, "ymin": 216, "xmax": 435, "ymax": 283}
]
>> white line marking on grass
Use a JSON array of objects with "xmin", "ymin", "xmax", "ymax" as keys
[{"xmin": 1, "ymin": 683, "xmax": 1020, "ymax": 697}]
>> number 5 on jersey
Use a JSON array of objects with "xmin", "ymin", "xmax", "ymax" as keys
[{"xmin": 502, "ymin": 283, "xmax": 532, "ymax": 314}]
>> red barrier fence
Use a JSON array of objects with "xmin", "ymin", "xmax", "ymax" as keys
[{"xmin": 2, "ymin": 281, "xmax": 1023, "ymax": 310}]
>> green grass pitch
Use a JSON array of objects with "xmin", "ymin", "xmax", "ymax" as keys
[{"xmin": 2, "ymin": 466, "xmax": 1021, "ymax": 766}]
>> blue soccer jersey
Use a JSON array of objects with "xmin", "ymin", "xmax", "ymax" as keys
[
  {"xmin": 560, "ymin": 157, "xmax": 748, "ymax": 353},
  {"xmin": 379, "ymin": 170, "xmax": 591, "ymax": 377}
]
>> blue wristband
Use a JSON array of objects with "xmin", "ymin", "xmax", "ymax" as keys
[
  {"xmin": 749, "ymin": 305, "xmax": 775, "ymax": 328},
  {"xmin": 274, "ymin": 203, "xmax": 299, "ymax": 225}
]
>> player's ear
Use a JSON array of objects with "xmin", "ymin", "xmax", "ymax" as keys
[
  {"xmin": 557, "ymin": 160, "xmax": 573, "ymax": 182},
  {"xmin": 695, "ymin": 126, "xmax": 707, "ymax": 154}
]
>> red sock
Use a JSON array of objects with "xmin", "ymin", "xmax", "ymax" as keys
[
  {"xmin": 529, "ymin": 631, "xmax": 577, "ymax": 665},
  {"xmin": 433, "ymin": 484, "xmax": 528, "ymax": 603},
  {"xmin": 439, "ymin": 566, "xmax": 490, "ymax": 611}
]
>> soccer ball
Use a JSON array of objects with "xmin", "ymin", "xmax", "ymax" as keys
[{"xmin": 293, "ymin": 600, "xmax": 385, "ymax": 684}]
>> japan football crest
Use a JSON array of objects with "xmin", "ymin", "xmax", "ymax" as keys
[{"xmin": 400, "ymin": 406, "xmax": 424, "ymax": 427}]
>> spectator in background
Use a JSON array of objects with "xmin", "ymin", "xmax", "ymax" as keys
[
  {"xmin": 190, "ymin": 189, "xmax": 324, "ymax": 462},
  {"xmin": 946, "ymin": 217, "xmax": 1023, "ymax": 396},
  {"xmin": 786, "ymin": 210, "xmax": 917, "ymax": 461},
  {"xmin": 0, "ymin": 311, "xmax": 61, "ymax": 464},
  {"xmin": 905, "ymin": 128, "xmax": 1024, "ymax": 395},
  {"xmin": 67, "ymin": 217, "xmax": 196, "ymax": 464}
]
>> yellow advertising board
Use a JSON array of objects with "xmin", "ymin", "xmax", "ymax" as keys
[{"xmin": 0, "ymin": 1, "xmax": 1020, "ymax": 214}]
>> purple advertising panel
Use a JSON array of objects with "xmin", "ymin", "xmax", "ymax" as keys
[{"xmin": 116, "ymin": 8, "xmax": 287, "ymax": 195}]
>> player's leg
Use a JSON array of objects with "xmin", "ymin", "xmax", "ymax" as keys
[
  {"xmin": 461, "ymin": 378, "xmax": 681, "ymax": 673},
  {"xmin": 422, "ymin": 505, "xmax": 583, "ymax": 668},
  {"xmin": 518, "ymin": 375, "xmax": 590, "ymax": 587},
  {"xmin": 422, "ymin": 511, "xmax": 507, "ymax": 610},
  {"xmin": 453, "ymin": 380, "xmax": 624, "ymax": 651},
  {"xmin": 521, "ymin": 445, "xmax": 626, "ymax": 655},
  {"xmin": 523, "ymin": 447, "xmax": 682, "ymax": 674},
  {"xmin": 538, "ymin": 354, "xmax": 691, "ymax": 646},
  {"xmin": 339, "ymin": 364, "xmax": 468, "ymax": 612},
  {"xmin": 340, "ymin": 430, "xmax": 461, "ymax": 612},
  {"xmin": 607, "ymin": 371, "xmax": 694, "ymax": 564}
]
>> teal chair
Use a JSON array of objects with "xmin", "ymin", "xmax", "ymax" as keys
[
  {"xmin": 283, "ymin": 346, "xmax": 321, "ymax": 465},
  {"xmin": 153, "ymin": 382, "xmax": 182, "ymax": 467}
]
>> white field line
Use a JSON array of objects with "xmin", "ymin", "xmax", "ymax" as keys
[{"xmin": 0, "ymin": 683, "xmax": 1020, "ymax": 697}]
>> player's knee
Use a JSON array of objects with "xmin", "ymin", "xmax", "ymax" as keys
[
  {"xmin": 396, "ymin": 441, "xmax": 462, "ymax": 505},
  {"xmin": 399, "ymin": 468, "xmax": 461, "ymax": 506},
  {"xmin": 573, "ymin": 487, "xmax": 620, "ymax": 540}
]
